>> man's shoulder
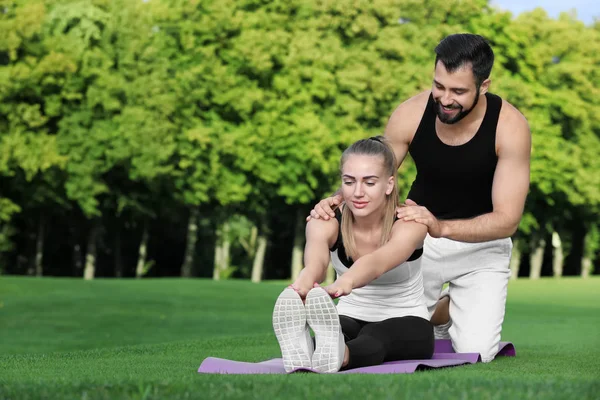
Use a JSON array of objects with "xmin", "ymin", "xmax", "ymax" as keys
[
  {"xmin": 385, "ymin": 90, "xmax": 431, "ymax": 140},
  {"xmin": 395, "ymin": 90, "xmax": 431, "ymax": 115},
  {"xmin": 496, "ymin": 95, "xmax": 529, "ymax": 131},
  {"xmin": 493, "ymin": 95, "xmax": 531, "ymax": 154}
]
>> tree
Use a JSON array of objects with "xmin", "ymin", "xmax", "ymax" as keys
[{"xmin": 0, "ymin": 0, "xmax": 69, "ymax": 274}]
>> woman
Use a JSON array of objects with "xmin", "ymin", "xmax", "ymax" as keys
[{"xmin": 273, "ymin": 136, "xmax": 434, "ymax": 373}]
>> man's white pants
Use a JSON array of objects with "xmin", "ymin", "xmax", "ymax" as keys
[{"xmin": 422, "ymin": 235, "xmax": 512, "ymax": 363}]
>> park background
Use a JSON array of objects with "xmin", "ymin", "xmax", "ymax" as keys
[
  {"xmin": 1, "ymin": 1, "xmax": 599, "ymax": 399},
  {"xmin": 1, "ymin": 0, "xmax": 599, "ymax": 283}
]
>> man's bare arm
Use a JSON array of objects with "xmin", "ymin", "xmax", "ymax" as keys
[{"xmin": 384, "ymin": 91, "xmax": 430, "ymax": 169}]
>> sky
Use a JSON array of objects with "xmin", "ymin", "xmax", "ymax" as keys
[{"xmin": 491, "ymin": 0, "xmax": 599, "ymax": 25}]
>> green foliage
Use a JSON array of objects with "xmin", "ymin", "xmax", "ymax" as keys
[
  {"xmin": 0, "ymin": 198, "xmax": 20, "ymax": 254},
  {"xmin": 140, "ymin": 259, "xmax": 155, "ymax": 277},
  {"xmin": 0, "ymin": 0, "xmax": 599, "ymax": 276},
  {"xmin": 584, "ymin": 224, "xmax": 600, "ymax": 260}
]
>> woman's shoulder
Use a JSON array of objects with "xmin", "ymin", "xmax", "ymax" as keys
[
  {"xmin": 389, "ymin": 219, "xmax": 428, "ymax": 243},
  {"xmin": 306, "ymin": 212, "xmax": 340, "ymax": 246}
]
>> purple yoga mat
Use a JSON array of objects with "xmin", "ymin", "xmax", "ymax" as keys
[{"xmin": 198, "ymin": 339, "xmax": 516, "ymax": 374}]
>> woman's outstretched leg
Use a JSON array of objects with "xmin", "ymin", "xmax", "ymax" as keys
[
  {"xmin": 340, "ymin": 315, "xmax": 366, "ymax": 342},
  {"xmin": 272, "ymin": 288, "xmax": 314, "ymax": 372},
  {"xmin": 343, "ymin": 316, "xmax": 434, "ymax": 370},
  {"xmin": 305, "ymin": 287, "xmax": 346, "ymax": 373}
]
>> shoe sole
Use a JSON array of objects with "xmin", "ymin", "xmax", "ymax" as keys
[
  {"xmin": 306, "ymin": 287, "xmax": 344, "ymax": 373},
  {"xmin": 272, "ymin": 288, "xmax": 312, "ymax": 372}
]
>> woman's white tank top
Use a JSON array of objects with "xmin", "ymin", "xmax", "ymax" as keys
[{"xmin": 330, "ymin": 216, "xmax": 429, "ymax": 322}]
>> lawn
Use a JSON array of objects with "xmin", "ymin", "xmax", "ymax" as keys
[{"xmin": 0, "ymin": 276, "xmax": 599, "ymax": 399}]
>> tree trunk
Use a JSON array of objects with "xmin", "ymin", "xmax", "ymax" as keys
[
  {"xmin": 529, "ymin": 237, "xmax": 545, "ymax": 280},
  {"xmin": 222, "ymin": 222, "xmax": 231, "ymax": 276},
  {"xmin": 181, "ymin": 207, "xmax": 199, "ymax": 278},
  {"xmin": 290, "ymin": 210, "xmax": 305, "ymax": 281},
  {"xmin": 552, "ymin": 231, "xmax": 564, "ymax": 278},
  {"xmin": 114, "ymin": 226, "xmax": 122, "ymax": 278},
  {"xmin": 213, "ymin": 221, "xmax": 231, "ymax": 280},
  {"xmin": 35, "ymin": 215, "xmax": 45, "ymax": 277},
  {"xmin": 213, "ymin": 238, "xmax": 222, "ymax": 280},
  {"xmin": 135, "ymin": 221, "xmax": 149, "ymax": 278},
  {"xmin": 83, "ymin": 223, "xmax": 99, "ymax": 280},
  {"xmin": 251, "ymin": 234, "xmax": 267, "ymax": 283},
  {"xmin": 581, "ymin": 256, "xmax": 592, "ymax": 278},
  {"xmin": 581, "ymin": 229, "xmax": 593, "ymax": 278},
  {"xmin": 509, "ymin": 238, "xmax": 521, "ymax": 280}
]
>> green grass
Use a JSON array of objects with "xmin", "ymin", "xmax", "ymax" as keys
[{"xmin": 0, "ymin": 277, "xmax": 599, "ymax": 400}]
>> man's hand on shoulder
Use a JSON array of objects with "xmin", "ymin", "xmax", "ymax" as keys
[
  {"xmin": 306, "ymin": 194, "xmax": 343, "ymax": 222},
  {"xmin": 396, "ymin": 199, "xmax": 444, "ymax": 238}
]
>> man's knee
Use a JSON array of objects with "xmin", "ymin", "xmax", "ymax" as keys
[{"xmin": 452, "ymin": 335, "xmax": 499, "ymax": 363}]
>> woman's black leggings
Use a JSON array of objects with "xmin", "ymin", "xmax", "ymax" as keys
[{"xmin": 340, "ymin": 315, "xmax": 434, "ymax": 370}]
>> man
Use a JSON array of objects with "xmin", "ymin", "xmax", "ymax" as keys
[{"xmin": 308, "ymin": 33, "xmax": 531, "ymax": 362}]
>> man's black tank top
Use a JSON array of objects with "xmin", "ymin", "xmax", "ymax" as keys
[{"xmin": 407, "ymin": 92, "xmax": 502, "ymax": 220}]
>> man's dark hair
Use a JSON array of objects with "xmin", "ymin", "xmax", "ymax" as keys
[{"xmin": 434, "ymin": 34, "xmax": 495, "ymax": 87}]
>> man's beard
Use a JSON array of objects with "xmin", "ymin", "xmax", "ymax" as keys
[{"xmin": 434, "ymin": 93, "xmax": 480, "ymax": 125}]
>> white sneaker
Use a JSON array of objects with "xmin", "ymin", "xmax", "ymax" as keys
[
  {"xmin": 273, "ymin": 288, "xmax": 314, "ymax": 372},
  {"xmin": 305, "ymin": 287, "xmax": 345, "ymax": 373},
  {"xmin": 434, "ymin": 286, "xmax": 452, "ymax": 339}
]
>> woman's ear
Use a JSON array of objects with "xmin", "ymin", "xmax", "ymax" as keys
[{"xmin": 386, "ymin": 176, "xmax": 394, "ymax": 195}]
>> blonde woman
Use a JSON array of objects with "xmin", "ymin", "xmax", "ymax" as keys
[{"xmin": 273, "ymin": 136, "xmax": 434, "ymax": 373}]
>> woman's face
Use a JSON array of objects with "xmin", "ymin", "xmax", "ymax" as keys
[{"xmin": 341, "ymin": 154, "xmax": 394, "ymax": 217}]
